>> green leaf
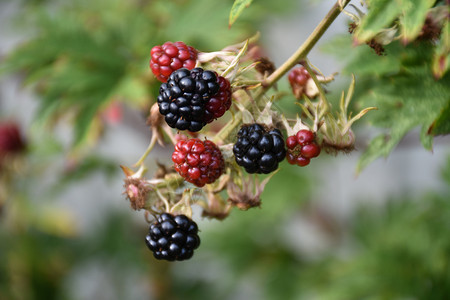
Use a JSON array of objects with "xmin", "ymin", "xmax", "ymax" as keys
[
  {"xmin": 428, "ymin": 100, "xmax": 450, "ymax": 136},
  {"xmin": 321, "ymin": 35, "xmax": 402, "ymax": 76},
  {"xmin": 356, "ymin": 68, "xmax": 450, "ymax": 172},
  {"xmin": 355, "ymin": 0, "xmax": 434, "ymax": 43},
  {"xmin": 355, "ymin": 0, "xmax": 402, "ymax": 42},
  {"xmin": 229, "ymin": 0, "xmax": 253, "ymax": 27},
  {"xmin": 73, "ymin": 100, "xmax": 103, "ymax": 146},
  {"xmin": 432, "ymin": 18, "xmax": 450, "ymax": 78},
  {"xmin": 325, "ymin": 33, "xmax": 450, "ymax": 172},
  {"xmin": 109, "ymin": 75, "xmax": 149, "ymax": 107},
  {"xmin": 2, "ymin": 0, "xmax": 297, "ymax": 150},
  {"xmin": 398, "ymin": 0, "xmax": 434, "ymax": 42}
]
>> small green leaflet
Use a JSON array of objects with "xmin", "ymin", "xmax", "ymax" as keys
[
  {"xmin": 355, "ymin": 0, "xmax": 435, "ymax": 43},
  {"xmin": 229, "ymin": 0, "xmax": 253, "ymax": 27},
  {"xmin": 429, "ymin": 101, "xmax": 450, "ymax": 136},
  {"xmin": 356, "ymin": 68, "xmax": 450, "ymax": 173}
]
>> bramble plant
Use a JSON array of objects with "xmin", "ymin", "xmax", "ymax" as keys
[
  {"xmin": 1, "ymin": 0, "xmax": 450, "ymax": 298},
  {"xmin": 118, "ymin": 0, "xmax": 450, "ymax": 261},
  {"xmin": 1, "ymin": 0, "xmax": 448, "ymax": 266}
]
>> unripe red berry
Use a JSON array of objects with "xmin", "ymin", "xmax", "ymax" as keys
[
  {"xmin": 286, "ymin": 136, "xmax": 297, "ymax": 149},
  {"xmin": 301, "ymin": 143, "xmax": 321, "ymax": 158},
  {"xmin": 285, "ymin": 129, "xmax": 320, "ymax": 167},
  {"xmin": 296, "ymin": 129, "xmax": 315, "ymax": 145},
  {"xmin": 296, "ymin": 156, "xmax": 310, "ymax": 167},
  {"xmin": 288, "ymin": 66, "xmax": 311, "ymax": 99},
  {"xmin": 172, "ymin": 138, "xmax": 224, "ymax": 187},
  {"xmin": 288, "ymin": 67, "xmax": 310, "ymax": 86},
  {"xmin": 150, "ymin": 41, "xmax": 198, "ymax": 83}
]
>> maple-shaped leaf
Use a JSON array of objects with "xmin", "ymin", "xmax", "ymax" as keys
[
  {"xmin": 356, "ymin": 63, "xmax": 450, "ymax": 173},
  {"xmin": 323, "ymin": 34, "xmax": 450, "ymax": 173}
]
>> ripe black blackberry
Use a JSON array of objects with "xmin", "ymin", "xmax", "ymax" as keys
[
  {"xmin": 233, "ymin": 123, "xmax": 286, "ymax": 174},
  {"xmin": 157, "ymin": 67, "xmax": 220, "ymax": 132},
  {"xmin": 145, "ymin": 213, "xmax": 200, "ymax": 261}
]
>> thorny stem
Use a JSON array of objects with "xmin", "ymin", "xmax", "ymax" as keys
[{"xmin": 214, "ymin": 0, "xmax": 351, "ymax": 143}]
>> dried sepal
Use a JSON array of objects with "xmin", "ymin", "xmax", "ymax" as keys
[
  {"xmin": 281, "ymin": 114, "xmax": 311, "ymax": 137},
  {"xmin": 221, "ymin": 39, "xmax": 250, "ymax": 80},
  {"xmin": 255, "ymin": 97, "xmax": 282, "ymax": 127},
  {"xmin": 202, "ymin": 191, "xmax": 231, "ymax": 220},
  {"xmin": 303, "ymin": 72, "xmax": 336, "ymax": 99},
  {"xmin": 197, "ymin": 35, "xmax": 267, "ymax": 91},
  {"xmin": 254, "ymin": 57, "xmax": 276, "ymax": 78},
  {"xmin": 234, "ymin": 99, "xmax": 256, "ymax": 125},
  {"xmin": 227, "ymin": 174, "xmax": 274, "ymax": 210},
  {"xmin": 320, "ymin": 75, "xmax": 377, "ymax": 153},
  {"xmin": 197, "ymin": 39, "xmax": 250, "ymax": 82},
  {"xmin": 121, "ymin": 165, "xmax": 153, "ymax": 210},
  {"xmin": 121, "ymin": 163, "xmax": 193, "ymax": 215}
]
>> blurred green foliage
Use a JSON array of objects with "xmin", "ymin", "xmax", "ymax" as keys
[
  {"xmin": 296, "ymin": 168, "xmax": 450, "ymax": 299},
  {"xmin": 170, "ymin": 158, "xmax": 450, "ymax": 300},
  {"xmin": 2, "ymin": 0, "xmax": 298, "ymax": 147},
  {"xmin": 4, "ymin": 153, "xmax": 449, "ymax": 299},
  {"xmin": 1, "ymin": 0, "xmax": 450, "ymax": 299}
]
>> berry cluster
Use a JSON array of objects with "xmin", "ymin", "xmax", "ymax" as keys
[
  {"xmin": 145, "ymin": 213, "xmax": 200, "ymax": 261},
  {"xmin": 286, "ymin": 129, "xmax": 320, "ymax": 166},
  {"xmin": 157, "ymin": 68, "xmax": 222, "ymax": 132},
  {"xmin": 233, "ymin": 124, "xmax": 286, "ymax": 174},
  {"xmin": 172, "ymin": 138, "xmax": 225, "ymax": 187},
  {"xmin": 288, "ymin": 66, "xmax": 311, "ymax": 99},
  {"xmin": 150, "ymin": 41, "xmax": 197, "ymax": 83}
]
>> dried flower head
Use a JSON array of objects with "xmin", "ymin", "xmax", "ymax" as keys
[{"xmin": 227, "ymin": 175, "xmax": 273, "ymax": 210}]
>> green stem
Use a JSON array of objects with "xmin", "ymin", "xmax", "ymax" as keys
[
  {"xmin": 258, "ymin": 0, "xmax": 350, "ymax": 95},
  {"xmin": 214, "ymin": 0, "xmax": 350, "ymax": 142},
  {"xmin": 134, "ymin": 136, "xmax": 157, "ymax": 166}
]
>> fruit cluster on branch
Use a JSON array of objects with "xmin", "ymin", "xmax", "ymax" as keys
[{"xmin": 121, "ymin": 0, "xmax": 377, "ymax": 261}]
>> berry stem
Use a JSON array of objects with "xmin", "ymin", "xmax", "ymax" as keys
[
  {"xmin": 214, "ymin": 0, "xmax": 351, "ymax": 143},
  {"xmin": 256, "ymin": 0, "xmax": 351, "ymax": 96},
  {"xmin": 134, "ymin": 136, "xmax": 157, "ymax": 166},
  {"xmin": 155, "ymin": 188, "xmax": 171, "ymax": 212}
]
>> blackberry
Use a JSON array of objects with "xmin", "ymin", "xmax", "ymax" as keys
[
  {"xmin": 286, "ymin": 129, "xmax": 321, "ymax": 167},
  {"xmin": 172, "ymin": 138, "xmax": 225, "ymax": 187},
  {"xmin": 150, "ymin": 41, "xmax": 197, "ymax": 83},
  {"xmin": 204, "ymin": 76, "xmax": 232, "ymax": 124},
  {"xmin": 233, "ymin": 123, "xmax": 286, "ymax": 174},
  {"xmin": 157, "ymin": 68, "xmax": 221, "ymax": 132},
  {"xmin": 145, "ymin": 213, "xmax": 200, "ymax": 261},
  {"xmin": 288, "ymin": 66, "xmax": 311, "ymax": 99}
]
